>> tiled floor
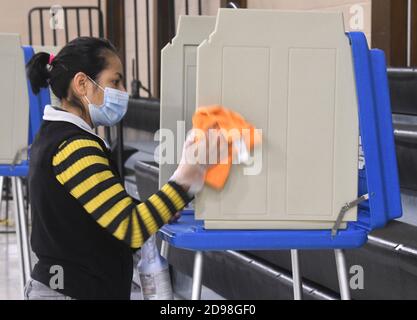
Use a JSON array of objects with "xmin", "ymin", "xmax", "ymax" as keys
[
  {"xmin": 0, "ymin": 229, "xmax": 22, "ymax": 300},
  {"xmin": 0, "ymin": 194, "xmax": 26, "ymax": 299}
]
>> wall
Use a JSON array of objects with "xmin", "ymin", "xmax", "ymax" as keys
[
  {"xmin": 124, "ymin": 0, "xmax": 221, "ymax": 98},
  {"xmin": 247, "ymin": 0, "xmax": 372, "ymax": 44},
  {"xmin": 0, "ymin": 0, "xmax": 372, "ymax": 94},
  {"xmin": 0, "ymin": 0, "xmax": 104, "ymax": 46}
]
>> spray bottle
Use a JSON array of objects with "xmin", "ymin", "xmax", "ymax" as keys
[{"xmin": 137, "ymin": 235, "xmax": 174, "ymax": 300}]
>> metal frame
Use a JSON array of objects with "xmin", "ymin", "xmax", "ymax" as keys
[
  {"xmin": 160, "ymin": 240, "xmax": 170, "ymax": 259},
  {"xmin": 131, "ymin": 0, "xmax": 153, "ymax": 98},
  {"xmin": 291, "ymin": 250, "xmax": 302, "ymax": 300},
  {"xmin": 28, "ymin": 6, "xmax": 104, "ymax": 46},
  {"xmin": 185, "ymin": 248, "xmax": 351, "ymax": 301},
  {"xmin": 11, "ymin": 177, "xmax": 31, "ymax": 296},
  {"xmin": 177, "ymin": 239, "xmax": 417, "ymax": 300},
  {"xmin": 225, "ymin": 250, "xmax": 338, "ymax": 300},
  {"xmin": 130, "ymin": 0, "xmax": 204, "ymax": 99},
  {"xmin": 191, "ymin": 251, "xmax": 204, "ymax": 300},
  {"xmin": 334, "ymin": 249, "xmax": 351, "ymax": 300}
]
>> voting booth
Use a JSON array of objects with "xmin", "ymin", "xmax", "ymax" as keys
[
  {"xmin": 158, "ymin": 9, "xmax": 402, "ymax": 300},
  {"xmin": 160, "ymin": 10, "xmax": 361, "ymax": 230}
]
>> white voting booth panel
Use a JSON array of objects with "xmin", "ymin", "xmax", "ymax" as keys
[
  {"xmin": 159, "ymin": 16, "xmax": 216, "ymax": 188},
  {"xmin": 195, "ymin": 10, "xmax": 359, "ymax": 229},
  {"xmin": 0, "ymin": 34, "xmax": 29, "ymax": 164}
]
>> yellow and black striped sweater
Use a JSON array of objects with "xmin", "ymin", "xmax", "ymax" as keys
[
  {"xmin": 29, "ymin": 121, "xmax": 191, "ymax": 299},
  {"xmin": 53, "ymin": 136, "xmax": 188, "ymax": 249}
]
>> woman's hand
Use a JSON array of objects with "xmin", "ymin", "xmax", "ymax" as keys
[{"xmin": 170, "ymin": 127, "xmax": 228, "ymax": 195}]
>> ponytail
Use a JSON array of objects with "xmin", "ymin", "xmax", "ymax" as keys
[{"xmin": 26, "ymin": 52, "xmax": 51, "ymax": 94}]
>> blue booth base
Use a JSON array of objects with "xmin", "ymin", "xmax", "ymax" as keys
[
  {"xmin": 159, "ymin": 211, "xmax": 368, "ymax": 251},
  {"xmin": 0, "ymin": 161, "xmax": 29, "ymax": 177}
]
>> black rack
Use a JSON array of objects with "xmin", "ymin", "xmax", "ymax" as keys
[{"xmin": 28, "ymin": 5, "xmax": 104, "ymax": 46}]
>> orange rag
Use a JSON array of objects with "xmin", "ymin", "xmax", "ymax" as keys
[{"xmin": 192, "ymin": 105, "xmax": 261, "ymax": 190}]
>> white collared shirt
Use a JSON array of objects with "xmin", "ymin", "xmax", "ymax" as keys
[{"xmin": 43, "ymin": 105, "xmax": 109, "ymax": 149}]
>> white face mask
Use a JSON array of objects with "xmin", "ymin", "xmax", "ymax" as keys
[{"xmin": 84, "ymin": 76, "xmax": 129, "ymax": 127}]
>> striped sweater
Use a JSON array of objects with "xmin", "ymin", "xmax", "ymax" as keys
[
  {"xmin": 29, "ymin": 120, "xmax": 191, "ymax": 299},
  {"xmin": 53, "ymin": 136, "xmax": 188, "ymax": 249}
]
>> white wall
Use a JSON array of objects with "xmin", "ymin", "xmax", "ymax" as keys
[
  {"xmin": 124, "ymin": 0, "xmax": 221, "ymax": 97},
  {"xmin": 0, "ymin": 0, "xmax": 105, "ymax": 46},
  {"xmin": 0, "ymin": 0, "xmax": 371, "ymax": 96},
  {"xmin": 247, "ymin": 0, "xmax": 372, "ymax": 44}
]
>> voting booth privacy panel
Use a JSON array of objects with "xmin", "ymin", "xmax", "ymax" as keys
[
  {"xmin": 159, "ymin": 16, "xmax": 217, "ymax": 187},
  {"xmin": 0, "ymin": 34, "xmax": 29, "ymax": 165},
  {"xmin": 195, "ymin": 10, "xmax": 360, "ymax": 229}
]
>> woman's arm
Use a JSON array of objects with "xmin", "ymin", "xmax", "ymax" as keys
[{"xmin": 52, "ymin": 136, "xmax": 192, "ymax": 250}]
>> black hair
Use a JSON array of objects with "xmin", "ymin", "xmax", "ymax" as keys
[{"xmin": 26, "ymin": 37, "xmax": 118, "ymax": 111}]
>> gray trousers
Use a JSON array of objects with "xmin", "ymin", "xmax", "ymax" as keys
[{"xmin": 24, "ymin": 279, "xmax": 74, "ymax": 300}]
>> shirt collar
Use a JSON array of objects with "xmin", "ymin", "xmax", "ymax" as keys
[{"xmin": 43, "ymin": 105, "xmax": 109, "ymax": 148}]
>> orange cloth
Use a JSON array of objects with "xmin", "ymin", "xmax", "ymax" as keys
[{"xmin": 192, "ymin": 105, "xmax": 261, "ymax": 189}]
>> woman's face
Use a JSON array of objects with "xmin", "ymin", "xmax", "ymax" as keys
[
  {"xmin": 70, "ymin": 52, "xmax": 126, "ymax": 126},
  {"xmin": 84, "ymin": 53, "xmax": 126, "ymax": 107}
]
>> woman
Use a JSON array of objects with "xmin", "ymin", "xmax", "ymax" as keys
[{"xmin": 25, "ymin": 37, "xmax": 208, "ymax": 300}]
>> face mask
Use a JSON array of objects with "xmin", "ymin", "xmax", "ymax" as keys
[{"xmin": 85, "ymin": 76, "xmax": 129, "ymax": 127}]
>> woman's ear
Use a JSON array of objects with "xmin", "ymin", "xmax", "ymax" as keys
[{"xmin": 72, "ymin": 72, "xmax": 89, "ymax": 97}]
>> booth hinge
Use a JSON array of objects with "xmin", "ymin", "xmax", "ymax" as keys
[{"xmin": 331, "ymin": 193, "xmax": 369, "ymax": 238}]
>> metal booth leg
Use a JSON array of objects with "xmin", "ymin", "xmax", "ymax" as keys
[
  {"xmin": 191, "ymin": 251, "xmax": 204, "ymax": 300},
  {"xmin": 290, "ymin": 249, "xmax": 303, "ymax": 300},
  {"xmin": 11, "ymin": 177, "xmax": 31, "ymax": 293},
  {"xmin": 160, "ymin": 240, "xmax": 170, "ymax": 259},
  {"xmin": 16, "ymin": 177, "xmax": 32, "ymax": 277},
  {"xmin": 334, "ymin": 249, "xmax": 351, "ymax": 300}
]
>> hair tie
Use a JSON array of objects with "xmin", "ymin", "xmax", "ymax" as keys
[{"xmin": 48, "ymin": 53, "xmax": 55, "ymax": 65}]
